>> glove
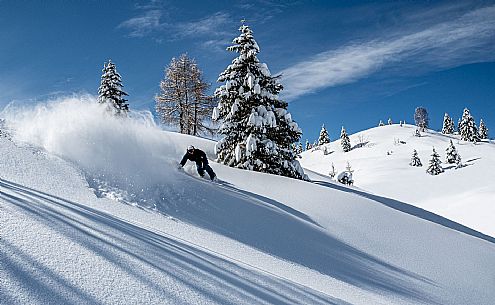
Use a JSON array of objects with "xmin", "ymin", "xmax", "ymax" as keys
[{"xmin": 177, "ymin": 164, "xmax": 183, "ymax": 170}]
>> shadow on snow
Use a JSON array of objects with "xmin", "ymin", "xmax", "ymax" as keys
[
  {"xmin": 0, "ymin": 178, "xmax": 347, "ymax": 305},
  {"xmin": 1, "ymin": 176, "xmax": 442, "ymax": 304}
]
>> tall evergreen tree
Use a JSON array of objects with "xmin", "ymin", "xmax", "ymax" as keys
[
  {"xmin": 378, "ymin": 120, "xmax": 384, "ymax": 126},
  {"xmin": 479, "ymin": 119, "xmax": 489, "ymax": 139},
  {"xmin": 156, "ymin": 54, "xmax": 215, "ymax": 136},
  {"xmin": 409, "ymin": 149, "xmax": 422, "ymax": 167},
  {"xmin": 441, "ymin": 113, "xmax": 454, "ymax": 134},
  {"xmin": 317, "ymin": 124, "xmax": 330, "ymax": 145},
  {"xmin": 98, "ymin": 60, "xmax": 129, "ymax": 115},
  {"xmin": 459, "ymin": 108, "xmax": 479, "ymax": 142},
  {"xmin": 445, "ymin": 140, "xmax": 458, "ymax": 164},
  {"xmin": 387, "ymin": 118, "xmax": 393, "ymax": 125},
  {"xmin": 212, "ymin": 24, "xmax": 305, "ymax": 179},
  {"xmin": 340, "ymin": 126, "xmax": 351, "ymax": 152},
  {"xmin": 426, "ymin": 148, "xmax": 444, "ymax": 175},
  {"xmin": 449, "ymin": 114, "xmax": 455, "ymax": 133}
]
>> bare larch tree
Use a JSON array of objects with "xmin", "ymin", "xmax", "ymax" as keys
[{"xmin": 155, "ymin": 54, "xmax": 215, "ymax": 136}]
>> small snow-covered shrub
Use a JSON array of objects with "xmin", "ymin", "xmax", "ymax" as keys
[{"xmin": 336, "ymin": 171, "xmax": 353, "ymax": 185}]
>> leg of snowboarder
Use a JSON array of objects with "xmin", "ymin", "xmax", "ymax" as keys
[
  {"xmin": 204, "ymin": 163, "xmax": 216, "ymax": 180},
  {"xmin": 196, "ymin": 162, "xmax": 205, "ymax": 177}
]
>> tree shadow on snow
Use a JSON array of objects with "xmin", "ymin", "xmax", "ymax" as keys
[
  {"xmin": 465, "ymin": 157, "xmax": 481, "ymax": 163},
  {"xmin": 0, "ymin": 178, "xmax": 442, "ymax": 304},
  {"xmin": 0, "ymin": 178, "xmax": 349, "ymax": 305},
  {"xmin": 149, "ymin": 176, "xmax": 441, "ymax": 304},
  {"xmin": 351, "ymin": 142, "xmax": 369, "ymax": 150}
]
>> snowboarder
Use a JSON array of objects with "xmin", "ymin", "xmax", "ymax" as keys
[{"xmin": 179, "ymin": 145, "xmax": 216, "ymax": 180}]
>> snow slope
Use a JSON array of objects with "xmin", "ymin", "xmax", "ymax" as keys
[
  {"xmin": 1, "ymin": 98, "xmax": 495, "ymax": 305},
  {"xmin": 300, "ymin": 124, "xmax": 495, "ymax": 237}
]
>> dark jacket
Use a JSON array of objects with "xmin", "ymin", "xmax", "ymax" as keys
[{"xmin": 180, "ymin": 148, "xmax": 209, "ymax": 167}]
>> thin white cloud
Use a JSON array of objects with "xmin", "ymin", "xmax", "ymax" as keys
[
  {"xmin": 173, "ymin": 12, "xmax": 230, "ymax": 39},
  {"xmin": 118, "ymin": 10, "xmax": 163, "ymax": 37},
  {"xmin": 118, "ymin": 9, "xmax": 231, "ymax": 50},
  {"xmin": 280, "ymin": 5, "xmax": 495, "ymax": 100},
  {"xmin": 201, "ymin": 39, "xmax": 231, "ymax": 53}
]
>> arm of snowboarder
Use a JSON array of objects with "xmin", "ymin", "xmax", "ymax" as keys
[{"xmin": 180, "ymin": 153, "xmax": 188, "ymax": 167}]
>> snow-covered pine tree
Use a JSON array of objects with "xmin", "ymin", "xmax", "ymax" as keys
[
  {"xmin": 305, "ymin": 139, "xmax": 311, "ymax": 151},
  {"xmin": 387, "ymin": 118, "xmax": 392, "ymax": 125},
  {"xmin": 156, "ymin": 54, "xmax": 214, "ymax": 136},
  {"xmin": 441, "ymin": 113, "xmax": 449, "ymax": 134},
  {"xmin": 426, "ymin": 148, "xmax": 444, "ymax": 175},
  {"xmin": 98, "ymin": 60, "xmax": 129, "ymax": 115},
  {"xmin": 409, "ymin": 149, "xmax": 422, "ymax": 167},
  {"xmin": 448, "ymin": 115, "xmax": 455, "ymax": 134},
  {"xmin": 459, "ymin": 108, "xmax": 479, "ymax": 142},
  {"xmin": 414, "ymin": 128, "xmax": 421, "ymax": 137},
  {"xmin": 337, "ymin": 161, "xmax": 354, "ymax": 185},
  {"xmin": 479, "ymin": 119, "xmax": 489, "ymax": 139},
  {"xmin": 212, "ymin": 24, "xmax": 305, "ymax": 179},
  {"xmin": 441, "ymin": 113, "xmax": 454, "ymax": 134},
  {"xmin": 317, "ymin": 124, "xmax": 330, "ymax": 145},
  {"xmin": 341, "ymin": 126, "xmax": 351, "ymax": 152},
  {"xmin": 445, "ymin": 140, "xmax": 458, "ymax": 164},
  {"xmin": 457, "ymin": 118, "xmax": 461, "ymax": 134},
  {"xmin": 378, "ymin": 120, "xmax": 385, "ymax": 126},
  {"xmin": 293, "ymin": 142, "xmax": 303, "ymax": 155}
]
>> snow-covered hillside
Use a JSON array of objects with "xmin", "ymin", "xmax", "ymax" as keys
[
  {"xmin": 300, "ymin": 124, "xmax": 495, "ymax": 237},
  {"xmin": 1, "ymin": 98, "xmax": 495, "ymax": 305}
]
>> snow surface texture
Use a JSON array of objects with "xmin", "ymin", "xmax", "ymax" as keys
[
  {"xmin": 301, "ymin": 124, "xmax": 495, "ymax": 237},
  {"xmin": 1, "ymin": 98, "xmax": 495, "ymax": 305}
]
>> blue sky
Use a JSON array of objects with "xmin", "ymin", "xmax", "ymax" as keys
[{"xmin": 1, "ymin": 0, "xmax": 494, "ymax": 140}]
